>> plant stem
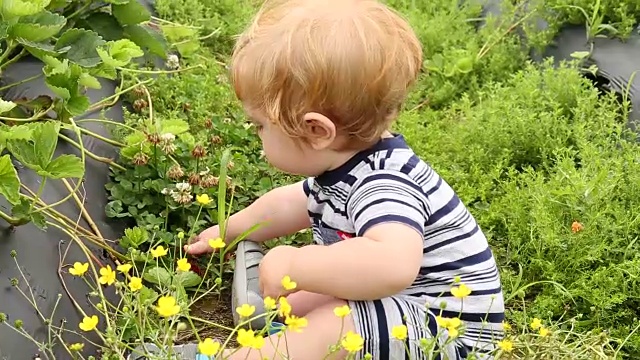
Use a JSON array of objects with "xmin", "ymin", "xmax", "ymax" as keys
[
  {"xmin": 75, "ymin": 118, "xmax": 139, "ymax": 133},
  {"xmin": 87, "ymin": 77, "xmax": 152, "ymax": 113},
  {"xmin": 0, "ymin": 48, "xmax": 27, "ymax": 70},
  {"xmin": 117, "ymin": 64, "xmax": 206, "ymax": 75},
  {"xmin": 0, "ymin": 208, "xmax": 26, "ymax": 226},
  {"xmin": 0, "ymin": 103, "xmax": 55, "ymax": 122},
  {"xmin": 29, "ymin": 176, "xmax": 47, "ymax": 213},
  {"xmin": 0, "ymin": 41, "xmax": 17, "ymax": 67},
  {"xmin": 61, "ymin": 178, "xmax": 104, "ymax": 240},
  {"xmin": 78, "ymin": 127, "xmax": 126, "ymax": 147},
  {"xmin": 67, "ymin": 1, "xmax": 91, "ymax": 19},
  {"xmin": 58, "ymin": 133, "xmax": 127, "ymax": 171},
  {"xmin": 0, "ymin": 71, "xmax": 40, "ymax": 92}
]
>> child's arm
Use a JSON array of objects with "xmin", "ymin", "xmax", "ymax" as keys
[{"xmin": 225, "ymin": 180, "xmax": 311, "ymax": 242}]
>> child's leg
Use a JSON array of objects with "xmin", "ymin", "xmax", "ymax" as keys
[
  {"xmin": 286, "ymin": 291, "xmax": 336, "ymax": 317},
  {"xmin": 223, "ymin": 298, "xmax": 354, "ymax": 360}
]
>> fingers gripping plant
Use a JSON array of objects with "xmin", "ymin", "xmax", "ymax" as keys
[{"xmin": 0, "ymin": 0, "xmax": 170, "ymax": 232}]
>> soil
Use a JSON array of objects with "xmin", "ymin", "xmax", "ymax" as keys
[{"xmin": 174, "ymin": 288, "xmax": 238, "ymax": 347}]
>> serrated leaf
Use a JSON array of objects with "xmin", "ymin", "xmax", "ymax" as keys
[
  {"xmin": 89, "ymin": 63, "xmax": 118, "ymax": 80},
  {"xmin": 124, "ymin": 24, "xmax": 167, "ymax": 59},
  {"xmin": 40, "ymin": 154, "xmax": 84, "ymax": 179},
  {"xmin": 9, "ymin": 11, "xmax": 66, "ymax": 42},
  {"xmin": 112, "ymin": 0, "xmax": 151, "ymax": 26},
  {"xmin": 1, "ymin": 0, "xmax": 50, "ymax": 18},
  {"xmin": 160, "ymin": 119, "xmax": 189, "ymax": 135},
  {"xmin": 175, "ymin": 271, "xmax": 202, "ymax": 288},
  {"xmin": 160, "ymin": 25, "xmax": 197, "ymax": 42},
  {"xmin": 0, "ymin": 154, "xmax": 21, "ymax": 205},
  {"xmin": 64, "ymin": 94, "xmax": 90, "ymax": 115},
  {"xmin": 0, "ymin": 99, "xmax": 17, "ymax": 114},
  {"xmin": 6, "ymin": 121, "xmax": 60, "ymax": 172},
  {"xmin": 143, "ymin": 266, "xmax": 172, "ymax": 287},
  {"xmin": 16, "ymin": 38, "xmax": 68, "ymax": 60},
  {"xmin": 79, "ymin": 72, "xmax": 101, "ymax": 89},
  {"xmin": 76, "ymin": 12, "xmax": 123, "ymax": 41},
  {"xmin": 55, "ymin": 28, "xmax": 105, "ymax": 67},
  {"xmin": 97, "ymin": 39, "xmax": 143, "ymax": 67}
]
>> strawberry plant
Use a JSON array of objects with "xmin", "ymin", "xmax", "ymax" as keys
[{"xmin": 0, "ymin": 0, "xmax": 172, "ymax": 231}]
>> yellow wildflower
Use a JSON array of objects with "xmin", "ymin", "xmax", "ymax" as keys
[
  {"xmin": 116, "ymin": 263, "xmax": 132, "ymax": 274},
  {"xmin": 278, "ymin": 297, "xmax": 292, "ymax": 318},
  {"xmin": 208, "ymin": 238, "xmax": 225, "ymax": 249},
  {"xmin": 69, "ymin": 343, "xmax": 84, "ymax": 351},
  {"xmin": 150, "ymin": 245, "xmax": 168, "ymax": 258},
  {"xmin": 237, "ymin": 329, "xmax": 264, "ymax": 349},
  {"xmin": 391, "ymin": 325, "xmax": 408, "ymax": 340},
  {"xmin": 451, "ymin": 283, "xmax": 471, "ymax": 298},
  {"xmin": 198, "ymin": 338, "xmax": 220, "ymax": 356},
  {"xmin": 333, "ymin": 305, "xmax": 352, "ymax": 318},
  {"xmin": 156, "ymin": 295, "xmax": 180, "ymax": 317},
  {"xmin": 98, "ymin": 265, "xmax": 116, "ymax": 286},
  {"xmin": 250, "ymin": 334, "xmax": 265, "ymax": 349},
  {"xmin": 448, "ymin": 327, "xmax": 459, "ymax": 338},
  {"xmin": 69, "ymin": 262, "xmax": 89, "ymax": 276},
  {"xmin": 176, "ymin": 258, "xmax": 191, "ymax": 272},
  {"xmin": 264, "ymin": 296, "xmax": 276, "ymax": 310},
  {"xmin": 196, "ymin": 194, "xmax": 212, "ymax": 205},
  {"xmin": 128, "ymin": 277, "xmax": 143, "ymax": 292},
  {"xmin": 285, "ymin": 315, "xmax": 308, "ymax": 332},
  {"xmin": 497, "ymin": 339, "xmax": 513, "ymax": 352},
  {"xmin": 539, "ymin": 327, "xmax": 550, "ymax": 337},
  {"xmin": 341, "ymin": 331, "xmax": 364, "ymax": 352},
  {"xmin": 502, "ymin": 321, "xmax": 512, "ymax": 331},
  {"xmin": 236, "ymin": 304, "xmax": 256, "ymax": 318},
  {"xmin": 530, "ymin": 318, "xmax": 542, "ymax": 330},
  {"xmin": 281, "ymin": 275, "xmax": 297, "ymax": 290},
  {"xmin": 79, "ymin": 315, "xmax": 98, "ymax": 332}
]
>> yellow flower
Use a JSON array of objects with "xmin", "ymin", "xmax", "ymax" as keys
[
  {"xmin": 281, "ymin": 275, "xmax": 297, "ymax": 290},
  {"xmin": 116, "ymin": 263, "xmax": 132, "ymax": 274},
  {"xmin": 150, "ymin": 245, "xmax": 168, "ymax": 258},
  {"xmin": 79, "ymin": 315, "xmax": 98, "ymax": 331},
  {"xmin": 278, "ymin": 297, "xmax": 292, "ymax": 318},
  {"xmin": 448, "ymin": 327, "xmax": 459, "ymax": 338},
  {"xmin": 69, "ymin": 342, "xmax": 84, "ymax": 351},
  {"xmin": 198, "ymin": 338, "xmax": 220, "ymax": 356},
  {"xmin": 333, "ymin": 305, "xmax": 352, "ymax": 318},
  {"xmin": 237, "ymin": 328, "xmax": 264, "ymax": 349},
  {"xmin": 436, "ymin": 316, "xmax": 451, "ymax": 328},
  {"xmin": 264, "ymin": 296, "xmax": 276, "ymax": 310},
  {"xmin": 128, "ymin": 277, "xmax": 143, "ymax": 292},
  {"xmin": 69, "ymin": 262, "xmax": 89, "ymax": 276},
  {"xmin": 98, "ymin": 265, "xmax": 116, "ymax": 286},
  {"xmin": 285, "ymin": 315, "xmax": 308, "ymax": 332},
  {"xmin": 236, "ymin": 304, "xmax": 256, "ymax": 318},
  {"xmin": 391, "ymin": 324, "xmax": 408, "ymax": 340},
  {"xmin": 208, "ymin": 238, "xmax": 225, "ymax": 249},
  {"xmin": 156, "ymin": 295, "xmax": 180, "ymax": 317},
  {"xmin": 451, "ymin": 283, "xmax": 471, "ymax": 298},
  {"xmin": 530, "ymin": 318, "xmax": 542, "ymax": 330},
  {"xmin": 497, "ymin": 339, "xmax": 513, "ymax": 352},
  {"xmin": 448, "ymin": 317, "xmax": 462, "ymax": 329},
  {"xmin": 176, "ymin": 258, "xmax": 191, "ymax": 272},
  {"xmin": 502, "ymin": 321, "xmax": 512, "ymax": 331},
  {"xmin": 196, "ymin": 194, "xmax": 212, "ymax": 205},
  {"xmin": 341, "ymin": 331, "xmax": 364, "ymax": 352},
  {"xmin": 539, "ymin": 327, "xmax": 550, "ymax": 337}
]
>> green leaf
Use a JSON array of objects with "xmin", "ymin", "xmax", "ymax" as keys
[
  {"xmin": 143, "ymin": 266, "xmax": 172, "ymax": 287},
  {"xmin": 160, "ymin": 119, "xmax": 189, "ymax": 135},
  {"xmin": 160, "ymin": 24, "xmax": 197, "ymax": 42},
  {"xmin": 16, "ymin": 38, "xmax": 68, "ymax": 60},
  {"xmin": 76, "ymin": 12, "xmax": 124, "ymax": 41},
  {"xmin": 41, "ymin": 154, "xmax": 84, "ymax": 179},
  {"xmin": 175, "ymin": 271, "xmax": 202, "ymax": 288},
  {"xmin": 79, "ymin": 72, "xmax": 101, "ymax": 89},
  {"xmin": 55, "ymin": 28, "xmax": 105, "ymax": 67},
  {"xmin": 6, "ymin": 121, "xmax": 60, "ymax": 171},
  {"xmin": 120, "ymin": 226, "xmax": 149, "ymax": 249},
  {"xmin": 97, "ymin": 39, "xmax": 143, "ymax": 67},
  {"xmin": 1, "ymin": 0, "xmax": 50, "ymax": 18},
  {"xmin": 0, "ymin": 99, "xmax": 17, "ymax": 114},
  {"xmin": 112, "ymin": 0, "xmax": 151, "ymax": 26},
  {"xmin": 0, "ymin": 154, "xmax": 21, "ymax": 205},
  {"xmin": 105, "ymin": 0, "xmax": 130, "ymax": 4},
  {"xmin": 123, "ymin": 24, "xmax": 167, "ymax": 59},
  {"xmin": 9, "ymin": 10, "xmax": 66, "ymax": 42}
]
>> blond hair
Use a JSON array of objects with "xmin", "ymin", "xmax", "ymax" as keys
[{"xmin": 230, "ymin": 0, "xmax": 423, "ymax": 148}]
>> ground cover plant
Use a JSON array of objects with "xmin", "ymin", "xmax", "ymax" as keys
[{"xmin": 1, "ymin": 0, "xmax": 639, "ymax": 358}]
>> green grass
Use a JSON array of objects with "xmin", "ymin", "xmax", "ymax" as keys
[{"xmin": 98, "ymin": 0, "xmax": 640, "ymax": 358}]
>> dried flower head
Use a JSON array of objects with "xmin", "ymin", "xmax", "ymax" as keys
[
  {"xmin": 191, "ymin": 144, "xmax": 206, "ymax": 158},
  {"xmin": 204, "ymin": 118, "xmax": 213, "ymax": 129},
  {"xmin": 211, "ymin": 135, "xmax": 223, "ymax": 145},
  {"xmin": 133, "ymin": 99, "xmax": 148, "ymax": 112},
  {"xmin": 146, "ymin": 133, "xmax": 161, "ymax": 145},
  {"xmin": 188, "ymin": 173, "xmax": 201, "ymax": 186},
  {"xmin": 167, "ymin": 165, "xmax": 185, "ymax": 180},
  {"xmin": 201, "ymin": 175, "xmax": 219, "ymax": 188},
  {"xmin": 132, "ymin": 152, "xmax": 149, "ymax": 166}
]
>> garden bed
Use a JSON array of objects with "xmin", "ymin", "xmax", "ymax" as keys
[{"xmin": 0, "ymin": 0, "xmax": 639, "ymax": 359}]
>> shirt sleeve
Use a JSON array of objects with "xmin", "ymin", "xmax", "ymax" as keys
[
  {"xmin": 347, "ymin": 170, "xmax": 429, "ymax": 237},
  {"xmin": 302, "ymin": 177, "xmax": 314, "ymax": 197}
]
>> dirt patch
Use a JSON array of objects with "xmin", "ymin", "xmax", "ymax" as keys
[{"xmin": 175, "ymin": 288, "xmax": 238, "ymax": 347}]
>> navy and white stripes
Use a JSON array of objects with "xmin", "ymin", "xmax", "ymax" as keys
[{"xmin": 304, "ymin": 134, "xmax": 505, "ymax": 353}]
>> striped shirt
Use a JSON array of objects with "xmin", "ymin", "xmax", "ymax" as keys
[{"xmin": 302, "ymin": 134, "xmax": 505, "ymax": 351}]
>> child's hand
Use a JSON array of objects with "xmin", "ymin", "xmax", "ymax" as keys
[
  {"xmin": 259, "ymin": 245, "xmax": 299, "ymax": 299},
  {"xmin": 184, "ymin": 225, "xmax": 221, "ymax": 255}
]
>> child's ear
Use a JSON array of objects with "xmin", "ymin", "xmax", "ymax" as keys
[{"xmin": 302, "ymin": 112, "xmax": 336, "ymax": 150}]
